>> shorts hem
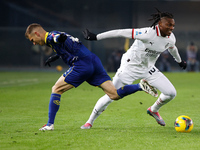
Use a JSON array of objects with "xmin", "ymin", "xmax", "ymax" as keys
[
  {"xmin": 63, "ymin": 80, "xmax": 76, "ymax": 88},
  {"xmin": 98, "ymin": 79, "xmax": 111, "ymax": 87}
]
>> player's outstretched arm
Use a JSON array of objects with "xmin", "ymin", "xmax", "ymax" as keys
[
  {"xmin": 45, "ymin": 54, "xmax": 60, "ymax": 67},
  {"xmin": 83, "ymin": 29, "xmax": 132, "ymax": 41},
  {"xmin": 83, "ymin": 29, "xmax": 97, "ymax": 41},
  {"xmin": 178, "ymin": 61, "xmax": 187, "ymax": 70},
  {"xmin": 168, "ymin": 46, "xmax": 187, "ymax": 70},
  {"xmin": 97, "ymin": 29, "xmax": 132, "ymax": 40}
]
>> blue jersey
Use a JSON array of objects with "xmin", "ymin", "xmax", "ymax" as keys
[{"xmin": 45, "ymin": 31, "xmax": 92, "ymax": 66}]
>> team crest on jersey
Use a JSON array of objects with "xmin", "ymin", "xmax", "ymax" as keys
[{"xmin": 136, "ymin": 31, "xmax": 142, "ymax": 35}]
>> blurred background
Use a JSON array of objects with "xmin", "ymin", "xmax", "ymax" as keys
[{"xmin": 0, "ymin": 0, "xmax": 200, "ymax": 72}]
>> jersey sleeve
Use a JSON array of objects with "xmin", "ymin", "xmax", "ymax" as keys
[
  {"xmin": 132, "ymin": 27, "xmax": 150, "ymax": 41},
  {"xmin": 168, "ymin": 45, "xmax": 182, "ymax": 63},
  {"xmin": 96, "ymin": 27, "xmax": 150, "ymax": 41},
  {"xmin": 97, "ymin": 29, "xmax": 133, "ymax": 40},
  {"xmin": 167, "ymin": 34, "xmax": 181, "ymax": 63}
]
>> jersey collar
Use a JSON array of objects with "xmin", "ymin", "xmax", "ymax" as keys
[
  {"xmin": 156, "ymin": 25, "xmax": 170, "ymax": 38},
  {"xmin": 45, "ymin": 32, "xmax": 49, "ymax": 44},
  {"xmin": 155, "ymin": 25, "xmax": 161, "ymax": 37}
]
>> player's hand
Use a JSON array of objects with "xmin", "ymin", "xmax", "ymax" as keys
[
  {"xmin": 45, "ymin": 54, "xmax": 60, "ymax": 67},
  {"xmin": 178, "ymin": 60, "xmax": 187, "ymax": 70},
  {"xmin": 57, "ymin": 34, "xmax": 67, "ymax": 43},
  {"xmin": 82, "ymin": 29, "xmax": 97, "ymax": 41}
]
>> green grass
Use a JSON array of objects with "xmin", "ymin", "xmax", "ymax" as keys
[{"xmin": 0, "ymin": 71, "xmax": 200, "ymax": 150}]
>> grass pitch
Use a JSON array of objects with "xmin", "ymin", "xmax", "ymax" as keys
[{"xmin": 0, "ymin": 71, "xmax": 200, "ymax": 150}]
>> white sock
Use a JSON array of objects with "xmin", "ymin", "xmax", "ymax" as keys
[
  {"xmin": 151, "ymin": 93, "xmax": 173, "ymax": 112},
  {"xmin": 86, "ymin": 95, "xmax": 113, "ymax": 125}
]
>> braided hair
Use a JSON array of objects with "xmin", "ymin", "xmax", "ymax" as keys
[{"xmin": 149, "ymin": 8, "xmax": 173, "ymax": 29}]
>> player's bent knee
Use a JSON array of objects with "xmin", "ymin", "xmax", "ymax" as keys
[
  {"xmin": 52, "ymin": 85, "xmax": 57, "ymax": 93},
  {"xmin": 169, "ymin": 89, "xmax": 177, "ymax": 99},
  {"xmin": 164, "ymin": 89, "xmax": 176, "ymax": 100},
  {"xmin": 52, "ymin": 85, "xmax": 60, "ymax": 94}
]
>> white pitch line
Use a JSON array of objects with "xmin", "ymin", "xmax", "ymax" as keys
[{"xmin": 0, "ymin": 78, "xmax": 39, "ymax": 87}]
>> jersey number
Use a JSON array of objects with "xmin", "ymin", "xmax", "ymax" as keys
[{"xmin": 149, "ymin": 67, "xmax": 156, "ymax": 75}]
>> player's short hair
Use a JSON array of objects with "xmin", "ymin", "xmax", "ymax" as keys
[
  {"xmin": 25, "ymin": 23, "xmax": 42, "ymax": 38},
  {"xmin": 149, "ymin": 8, "xmax": 173, "ymax": 29}
]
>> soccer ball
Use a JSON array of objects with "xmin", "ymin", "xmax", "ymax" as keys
[{"xmin": 174, "ymin": 115, "xmax": 193, "ymax": 133}]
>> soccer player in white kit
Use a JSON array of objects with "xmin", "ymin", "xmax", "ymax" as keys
[{"xmin": 81, "ymin": 9, "xmax": 187, "ymax": 129}]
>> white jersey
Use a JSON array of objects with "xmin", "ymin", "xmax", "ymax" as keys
[{"xmin": 97, "ymin": 25, "xmax": 181, "ymax": 69}]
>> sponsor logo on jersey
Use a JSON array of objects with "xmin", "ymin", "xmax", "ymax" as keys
[{"xmin": 145, "ymin": 48, "xmax": 162, "ymax": 58}]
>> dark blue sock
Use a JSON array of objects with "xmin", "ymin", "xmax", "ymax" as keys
[
  {"xmin": 117, "ymin": 84, "xmax": 142, "ymax": 99},
  {"xmin": 47, "ymin": 93, "xmax": 61, "ymax": 125}
]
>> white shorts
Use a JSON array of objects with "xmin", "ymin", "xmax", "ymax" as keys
[{"xmin": 112, "ymin": 55, "xmax": 176, "ymax": 96}]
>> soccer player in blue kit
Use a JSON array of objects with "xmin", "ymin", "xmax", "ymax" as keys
[{"xmin": 25, "ymin": 23, "xmax": 157, "ymax": 131}]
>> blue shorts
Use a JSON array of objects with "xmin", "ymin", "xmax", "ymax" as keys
[{"xmin": 63, "ymin": 54, "xmax": 111, "ymax": 88}]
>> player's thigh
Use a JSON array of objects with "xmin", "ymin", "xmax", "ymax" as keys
[
  {"xmin": 100, "ymin": 71, "xmax": 135, "ymax": 99},
  {"xmin": 146, "ymin": 69, "xmax": 176, "ymax": 96},
  {"xmin": 113, "ymin": 66, "xmax": 138, "ymax": 87},
  {"xmin": 52, "ymin": 75, "xmax": 74, "ymax": 94},
  {"xmin": 112, "ymin": 75, "xmax": 126, "ymax": 89}
]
